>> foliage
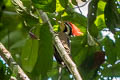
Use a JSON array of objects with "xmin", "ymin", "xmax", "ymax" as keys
[
  {"xmin": 0, "ymin": 0, "xmax": 120, "ymax": 80},
  {"xmin": 0, "ymin": 58, "xmax": 12, "ymax": 80}
]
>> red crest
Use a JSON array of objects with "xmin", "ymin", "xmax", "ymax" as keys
[{"xmin": 69, "ymin": 22, "xmax": 83, "ymax": 36}]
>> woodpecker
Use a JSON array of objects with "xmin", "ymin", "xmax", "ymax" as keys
[{"xmin": 54, "ymin": 21, "xmax": 83, "ymax": 65}]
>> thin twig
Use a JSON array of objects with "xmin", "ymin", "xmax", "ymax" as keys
[
  {"xmin": 10, "ymin": 76, "xmax": 17, "ymax": 80},
  {"xmin": 58, "ymin": 66, "xmax": 62, "ymax": 80},
  {"xmin": 77, "ymin": 3, "xmax": 82, "ymax": 14},
  {"xmin": 74, "ymin": 0, "xmax": 90, "ymax": 8},
  {"xmin": 0, "ymin": 43, "xmax": 30, "ymax": 80}
]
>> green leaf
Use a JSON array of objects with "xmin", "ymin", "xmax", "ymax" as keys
[
  {"xmin": 0, "ymin": 0, "xmax": 3, "ymax": 6},
  {"xmin": 104, "ymin": 0, "xmax": 120, "ymax": 33},
  {"xmin": 0, "ymin": 60, "xmax": 12, "ymax": 80},
  {"xmin": 21, "ymin": 27, "xmax": 39, "ymax": 72},
  {"xmin": 97, "ymin": 0, "xmax": 106, "ymax": 15},
  {"xmin": 78, "ymin": 46, "xmax": 99, "ymax": 80},
  {"xmin": 32, "ymin": 24, "xmax": 53, "ymax": 78},
  {"xmin": 72, "ymin": 13, "xmax": 87, "ymax": 28},
  {"xmin": 71, "ymin": 36, "xmax": 88, "ymax": 65},
  {"xmin": 59, "ymin": 0, "xmax": 68, "ymax": 8},
  {"xmin": 56, "ymin": 0, "xmax": 64, "ymax": 12},
  {"xmin": 63, "ymin": 8, "xmax": 87, "ymax": 30},
  {"xmin": 32, "ymin": 0, "xmax": 56, "ymax": 12},
  {"xmin": 47, "ymin": 62, "xmax": 57, "ymax": 77},
  {"xmin": 71, "ymin": 35, "xmax": 101, "ymax": 80},
  {"xmin": 103, "ymin": 37, "xmax": 117, "ymax": 64},
  {"xmin": 23, "ymin": 13, "xmax": 39, "ymax": 27},
  {"xmin": 87, "ymin": 0, "xmax": 99, "ymax": 38},
  {"xmin": 102, "ymin": 64, "xmax": 120, "ymax": 77},
  {"xmin": 98, "ymin": 1, "xmax": 106, "ymax": 12},
  {"xmin": 10, "ymin": 39, "xmax": 26, "ymax": 49},
  {"xmin": 71, "ymin": 0, "xmax": 77, "ymax": 5},
  {"xmin": 1, "ymin": 31, "xmax": 23, "ymax": 48},
  {"xmin": 87, "ymin": 32, "xmax": 97, "ymax": 46},
  {"xmin": 115, "ymin": 36, "xmax": 120, "ymax": 59},
  {"xmin": 95, "ymin": 14, "xmax": 106, "ymax": 30}
]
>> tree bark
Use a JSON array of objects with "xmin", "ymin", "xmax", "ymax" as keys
[{"xmin": 0, "ymin": 43, "xmax": 30, "ymax": 80}]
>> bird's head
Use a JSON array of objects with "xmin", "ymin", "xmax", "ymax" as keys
[{"xmin": 60, "ymin": 21, "xmax": 83, "ymax": 36}]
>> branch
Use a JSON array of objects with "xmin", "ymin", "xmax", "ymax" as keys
[
  {"xmin": 39, "ymin": 10, "xmax": 82, "ymax": 80},
  {"xmin": 0, "ymin": 43, "xmax": 30, "ymax": 80},
  {"xmin": 11, "ymin": 0, "xmax": 83, "ymax": 79}
]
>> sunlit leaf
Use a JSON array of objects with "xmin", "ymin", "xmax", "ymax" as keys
[
  {"xmin": 95, "ymin": 14, "xmax": 106, "ymax": 30},
  {"xmin": 98, "ymin": 1, "xmax": 106, "ymax": 12},
  {"xmin": 56, "ymin": 0, "xmax": 64, "ymax": 12}
]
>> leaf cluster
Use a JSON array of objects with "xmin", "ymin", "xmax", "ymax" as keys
[{"xmin": 0, "ymin": 0, "xmax": 120, "ymax": 80}]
